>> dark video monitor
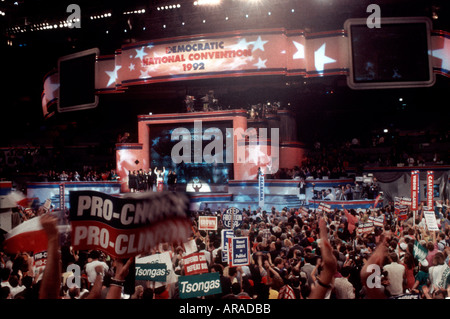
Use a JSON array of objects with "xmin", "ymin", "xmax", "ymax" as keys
[
  {"xmin": 344, "ymin": 17, "xmax": 435, "ymax": 89},
  {"xmin": 57, "ymin": 48, "xmax": 99, "ymax": 112}
]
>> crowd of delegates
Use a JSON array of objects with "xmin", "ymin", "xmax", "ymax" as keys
[{"xmin": 1, "ymin": 198, "xmax": 449, "ymax": 300}]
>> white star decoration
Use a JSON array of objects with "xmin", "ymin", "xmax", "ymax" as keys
[
  {"xmin": 129, "ymin": 63, "xmax": 135, "ymax": 71},
  {"xmin": 231, "ymin": 38, "xmax": 251, "ymax": 50},
  {"xmin": 432, "ymin": 38, "xmax": 450, "ymax": 72},
  {"xmin": 139, "ymin": 69, "xmax": 151, "ymax": 79},
  {"xmin": 314, "ymin": 43, "xmax": 336, "ymax": 71},
  {"xmin": 251, "ymin": 36, "xmax": 268, "ymax": 52},
  {"xmin": 254, "ymin": 57, "xmax": 267, "ymax": 69},
  {"xmin": 105, "ymin": 65, "xmax": 122, "ymax": 87},
  {"xmin": 292, "ymin": 41, "xmax": 305, "ymax": 60},
  {"xmin": 135, "ymin": 47, "xmax": 147, "ymax": 61}
]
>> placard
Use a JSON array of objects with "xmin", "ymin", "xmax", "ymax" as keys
[
  {"xmin": 178, "ymin": 272, "xmax": 221, "ymax": 299},
  {"xmin": 221, "ymin": 229, "xmax": 234, "ymax": 263},
  {"xmin": 318, "ymin": 203, "xmax": 332, "ymax": 213},
  {"xmin": 136, "ymin": 252, "xmax": 178, "ymax": 288},
  {"xmin": 368, "ymin": 215, "xmax": 385, "ymax": 227},
  {"xmin": 183, "ymin": 239, "xmax": 198, "ymax": 255},
  {"xmin": 424, "ymin": 210, "xmax": 439, "ymax": 231},
  {"xmin": 135, "ymin": 263, "xmax": 167, "ymax": 281},
  {"xmin": 228, "ymin": 236, "xmax": 250, "ymax": 267},
  {"xmin": 356, "ymin": 222, "xmax": 374, "ymax": 235},
  {"xmin": 69, "ymin": 190, "xmax": 191, "ymax": 258},
  {"xmin": 198, "ymin": 216, "xmax": 218, "ymax": 231},
  {"xmin": 222, "ymin": 207, "xmax": 243, "ymax": 229},
  {"xmin": 183, "ymin": 252, "xmax": 209, "ymax": 276},
  {"xmin": 413, "ymin": 240, "xmax": 428, "ymax": 262}
]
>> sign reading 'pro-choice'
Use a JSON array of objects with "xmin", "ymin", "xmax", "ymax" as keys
[{"xmin": 69, "ymin": 190, "xmax": 192, "ymax": 258}]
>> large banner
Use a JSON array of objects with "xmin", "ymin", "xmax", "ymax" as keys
[
  {"xmin": 118, "ymin": 31, "xmax": 287, "ymax": 87},
  {"xmin": 42, "ymin": 28, "xmax": 450, "ymax": 112},
  {"xmin": 69, "ymin": 190, "xmax": 191, "ymax": 258}
]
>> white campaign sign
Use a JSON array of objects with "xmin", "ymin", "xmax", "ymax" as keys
[
  {"xmin": 136, "ymin": 252, "xmax": 178, "ymax": 287},
  {"xmin": 424, "ymin": 210, "xmax": 439, "ymax": 231}
]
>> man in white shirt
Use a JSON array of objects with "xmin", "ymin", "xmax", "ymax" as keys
[
  {"xmin": 383, "ymin": 253, "xmax": 405, "ymax": 296},
  {"xmin": 84, "ymin": 250, "xmax": 109, "ymax": 286},
  {"xmin": 8, "ymin": 274, "xmax": 25, "ymax": 298},
  {"xmin": 334, "ymin": 266, "xmax": 355, "ymax": 299},
  {"xmin": 324, "ymin": 189, "xmax": 335, "ymax": 201}
]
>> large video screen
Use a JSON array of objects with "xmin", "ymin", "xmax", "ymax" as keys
[
  {"xmin": 345, "ymin": 17, "xmax": 435, "ymax": 89},
  {"xmin": 149, "ymin": 121, "xmax": 234, "ymax": 190},
  {"xmin": 57, "ymin": 48, "xmax": 99, "ymax": 112}
]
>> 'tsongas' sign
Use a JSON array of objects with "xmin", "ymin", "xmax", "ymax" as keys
[
  {"xmin": 178, "ymin": 272, "xmax": 221, "ymax": 299},
  {"xmin": 135, "ymin": 263, "xmax": 167, "ymax": 281}
]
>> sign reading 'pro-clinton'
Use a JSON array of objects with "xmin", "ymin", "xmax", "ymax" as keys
[{"xmin": 69, "ymin": 190, "xmax": 191, "ymax": 258}]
